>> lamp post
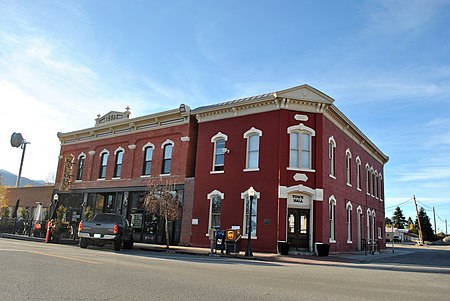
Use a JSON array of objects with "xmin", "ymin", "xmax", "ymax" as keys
[
  {"xmin": 245, "ymin": 186, "xmax": 256, "ymax": 257},
  {"xmin": 50, "ymin": 193, "xmax": 59, "ymax": 220}
]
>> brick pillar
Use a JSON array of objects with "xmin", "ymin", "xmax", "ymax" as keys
[{"xmin": 179, "ymin": 177, "xmax": 194, "ymax": 246}]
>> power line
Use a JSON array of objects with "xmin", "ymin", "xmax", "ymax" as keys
[{"xmin": 385, "ymin": 198, "xmax": 413, "ymax": 210}]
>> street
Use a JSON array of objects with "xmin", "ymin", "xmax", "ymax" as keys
[{"xmin": 0, "ymin": 238, "xmax": 449, "ymax": 301}]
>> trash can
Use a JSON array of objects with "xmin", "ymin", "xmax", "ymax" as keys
[
  {"xmin": 215, "ymin": 230, "xmax": 225, "ymax": 253},
  {"xmin": 315, "ymin": 243, "xmax": 330, "ymax": 256},
  {"xmin": 278, "ymin": 241, "xmax": 290, "ymax": 255}
]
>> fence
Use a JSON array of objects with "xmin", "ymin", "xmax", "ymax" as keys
[{"xmin": 0, "ymin": 217, "xmax": 49, "ymax": 238}]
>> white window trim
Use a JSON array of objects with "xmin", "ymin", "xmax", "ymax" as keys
[
  {"xmin": 161, "ymin": 139, "xmax": 175, "ymax": 148},
  {"xmin": 356, "ymin": 156, "xmax": 361, "ymax": 191},
  {"xmin": 346, "ymin": 201, "xmax": 353, "ymax": 244},
  {"xmin": 346, "ymin": 148, "xmax": 352, "ymax": 186},
  {"xmin": 329, "ymin": 195, "xmax": 336, "ymax": 243},
  {"xmin": 329, "ymin": 136, "xmax": 336, "ymax": 178},
  {"xmin": 241, "ymin": 189, "xmax": 260, "ymax": 239},
  {"xmin": 78, "ymin": 152, "xmax": 86, "ymax": 160},
  {"xmin": 288, "ymin": 125, "xmax": 314, "ymax": 171},
  {"xmin": 211, "ymin": 132, "xmax": 227, "ymax": 172},
  {"xmin": 243, "ymin": 127, "xmax": 262, "ymax": 171},
  {"xmin": 206, "ymin": 190, "xmax": 224, "ymax": 236},
  {"xmin": 99, "ymin": 149, "xmax": 110, "ymax": 157},
  {"xmin": 114, "ymin": 147, "xmax": 125, "ymax": 155},
  {"xmin": 142, "ymin": 142, "xmax": 155, "ymax": 151},
  {"xmin": 76, "ymin": 152, "xmax": 86, "ymax": 182}
]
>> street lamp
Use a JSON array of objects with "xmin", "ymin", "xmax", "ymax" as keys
[
  {"xmin": 10, "ymin": 132, "xmax": 30, "ymax": 188},
  {"xmin": 245, "ymin": 186, "xmax": 256, "ymax": 257}
]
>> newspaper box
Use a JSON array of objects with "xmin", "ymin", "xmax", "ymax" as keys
[{"xmin": 225, "ymin": 228, "xmax": 241, "ymax": 254}]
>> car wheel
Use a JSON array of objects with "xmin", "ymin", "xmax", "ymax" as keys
[
  {"xmin": 80, "ymin": 237, "xmax": 88, "ymax": 248},
  {"xmin": 123, "ymin": 238, "xmax": 134, "ymax": 249},
  {"xmin": 113, "ymin": 238, "xmax": 121, "ymax": 251}
]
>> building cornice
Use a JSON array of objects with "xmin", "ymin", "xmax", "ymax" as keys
[{"xmin": 57, "ymin": 106, "xmax": 190, "ymax": 146}]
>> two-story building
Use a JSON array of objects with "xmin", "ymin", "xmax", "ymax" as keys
[
  {"xmin": 189, "ymin": 84, "xmax": 388, "ymax": 253},
  {"xmin": 54, "ymin": 105, "xmax": 197, "ymax": 245}
]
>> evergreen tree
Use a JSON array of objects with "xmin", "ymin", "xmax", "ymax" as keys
[
  {"xmin": 385, "ymin": 217, "xmax": 392, "ymax": 226},
  {"xmin": 414, "ymin": 207, "xmax": 435, "ymax": 242},
  {"xmin": 392, "ymin": 206, "xmax": 407, "ymax": 229}
]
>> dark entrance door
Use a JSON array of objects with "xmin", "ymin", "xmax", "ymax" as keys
[{"xmin": 287, "ymin": 208, "xmax": 309, "ymax": 250}]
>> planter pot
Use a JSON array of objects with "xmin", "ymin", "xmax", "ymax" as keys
[
  {"xmin": 278, "ymin": 241, "xmax": 290, "ymax": 255},
  {"xmin": 315, "ymin": 243, "xmax": 330, "ymax": 256}
]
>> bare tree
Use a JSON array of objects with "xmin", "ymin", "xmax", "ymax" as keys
[{"xmin": 143, "ymin": 179, "xmax": 181, "ymax": 249}]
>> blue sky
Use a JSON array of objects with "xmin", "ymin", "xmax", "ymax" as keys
[{"xmin": 1, "ymin": 0, "xmax": 449, "ymax": 232}]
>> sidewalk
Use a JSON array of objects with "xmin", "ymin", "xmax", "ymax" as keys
[{"xmin": 1, "ymin": 232, "xmax": 408, "ymax": 266}]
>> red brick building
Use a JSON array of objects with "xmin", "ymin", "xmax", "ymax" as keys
[
  {"xmin": 55, "ymin": 105, "xmax": 197, "ymax": 245},
  {"xmin": 189, "ymin": 85, "xmax": 388, "ymax": 253}
]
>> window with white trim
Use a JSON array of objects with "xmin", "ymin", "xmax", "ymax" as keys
[
  {"xmin": 288, "ymin": 124, "xmax": 315, "ymax": 170},
  {"xmin": 242, "ymin": 189, "xmax": 260, "ymax": 237},
  {"xmin": 208, "ymin": 191, "xmax": 224, "ymax": 230},
  {"xmin": 113, "ymin": 149, "xmax": 124, "ymax": 178},
  {"xmin": 244, "ymin": 128, "xmax": 262, "ymax": 170},
  {"xmin": 161, "ymin": 142, "xmax": 173, "ymax": 174},
  {"xmin": 346, "ymin": 149, "xmax": 352, "ymax": 186},
  {"xmin": 142, "ymin": 144, "xmax": 154, "ymax": 176},
  {"xmin": 76, "ymin": 153, "xmax": 85, "ymax": 181},
  {"xmin": 378, "ymin": 227, "xmax": 382, "ymax": 239},
  {"xmin": 374, "ymin": 172, "xmax": 379, "ymax": 199},
  {"xmin": 329, "ymin": 137, "xmax": 336, "ymax": 177},
  {"xmin": 329, "ymin": 195, "xmax": 336, "ymax": 242},
  {"xmin": 371, "ymin": 168, "xmax": 375, "ymax": 196},
  {"xmin": 366, "ymin": 165, "xmax": 370, "ymax": 195},
  {"xmin": 99, "ymin": 150, "xmax": 109, "ymax": 179},
  {"xmin": 356, "ymin": 157, "xmax": 361, "ymax": 190},
  {"xmin": 346, "ymin": 201, "xmax": 352, "ymax": 243},
  {"xmin": 379, "ymin": 174, "xmax": 383, "ymax": 201},
  {"xmin": 211, "ymin": 132, "xmax": 228, "ymax": 172}
]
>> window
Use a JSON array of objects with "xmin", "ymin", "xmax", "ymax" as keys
[
  {"xmin": 244, "ymin": 128, "xmax": 262, "ymax": 170},
  {"xmin": 371, "ymin": 169, "xmax": 375, "ymax": 196},
  {"xmin": 329, "ymin": 195, "xmax": 336, "ymax": 243},
  {"xmin": 346, "ymin": 202, "xmax": 352, "ymax": 243},
  {"xmin": 208, "ymin": 190, "xmax": 224, "ymax": 230},
  {"xmin": 366, "ymin": 165, "xmax": 370, "ymax": 195},
  {"xmin": 211, "ymin": 132, "xmax": 228, "ymax": 172},
  {"xmin": 346, "ymin": 149, "xmax": 352, "ymax": 186},
  {"xmin": 142, "ymin": 145, "xmax": 154, "ymax": 176},
  {"xmin": 242, "ymin": 189, "xmax": 260, "ymax": 237},
  {"xmin": 374, "ymin": 172, "xmax": 379, "ymax": 199},
  {"xmin": 99, "ymin": 151, "xmax": 109, "ymax": 179},
  {"xmin": 379, "ymin": 175, "xmax": 383, "ymax": 201},
  {"xmin": 378, "ymin": 227, "xmax": 382, "ymax": 239},
  {"xmin": 161, "ymin": 143, "xmax": 173, "ymax": 175},
  {"xmin": 113, "ymin": 149, "xmax": 124, "ymax": 178},
  {"xmin": 329, "ymin": 137, "xmax": 336, "ymax": 177},
  {"xmin": 76, "ymin": 154, "xmax": 85, "ymax": 181},
  {"xmin": 288, "ymin": 124, "xmax": 315, "ymax": 170},
  {"xmin": 356, "ymin": 157, "xmax": 361, "ymax": 190}
]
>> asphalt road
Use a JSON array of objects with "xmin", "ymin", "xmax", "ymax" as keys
[{"xmin": 0, "ymin": 239, "xmax": 449, "ymax": 301}]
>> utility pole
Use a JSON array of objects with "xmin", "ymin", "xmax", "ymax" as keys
[
  {"xmin": 446, "ymin": 219, "xmax": 448, "ymax": 236},
  {"xmin": 433, "ymin": 207, "xmax": 437, "ymax": 235},
  {"xmin": 413, "ymin": 195, "xmax": 424, "ymax": 245}
]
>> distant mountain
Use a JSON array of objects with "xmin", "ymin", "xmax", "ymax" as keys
[{"xmin": 0, "ymin": 169, "xmax": 46, "ymax": 187}]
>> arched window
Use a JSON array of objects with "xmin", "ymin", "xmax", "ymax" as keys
[
  {"xmin": 288, "ymin": 124, "xmax": 315, "ymax": 170},
  {"xmin": 211, "ymin": 132, "xmax": 228, "ymax": 172},
  {"xmin": 76, "ymin": 153, "xmax": 86, "ymax": 181},
  {"xmin": 161, "ymin": 141, "xmax": 173, "ymax": 175},
  {"xmin": 346, "ymin": 201, "xmax": 353, "ymax": 243},
  {"xmin": 356, "ymin": 157, "xmax": 361, "ymax": 190},
  {"xmin": 366, "ymin": 164, "xmax": 370, "ymax": 195},
  {"xmin": 207, "ymin": 190, "xmax": 224, "ymax": 230},
  {"xmin": 142, "ymin": 143, "xmax": 154, "ymax": 176},
  {"xmin": 329, "ymin": 137, "xmax": 336, "ymax": 177},
  {"xmin": 244, "ymin": 127, "xmax": 262, "ymax": 170},
  {"xmin": 99, "ymin": 150, "xmax": 109, "ymax": 179},
  {"xmin": 241, "ymin": 188, "xmax": 260, "ymax": 237},
  {"xmin": 329, "ymin": 195, "xmax": 336, "ymax": 243},
  {"xmin": 113, "ymin": 149, "xmax": 124, "ymax": 178},
  {"xmin": 346, "ymin": 149, "xmax": 352, "ymax": 186}
]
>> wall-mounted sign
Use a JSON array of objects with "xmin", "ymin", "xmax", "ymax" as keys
[
  {"xmin": 60, "ymin": 154, "xmax": 74, "ymax": 191},
  {"xmin": 131, "ymin": 213, "xmax": 143, "ymax": 228},
  {"xmin": 288, "ymin": 193, "xmax": 310, "ymax": 208}
]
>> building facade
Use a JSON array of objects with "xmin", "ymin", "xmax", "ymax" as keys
[
  {"xmin": 54, "ymin": 105, "xmax": 197, "ymax": 245},
  {"xmin": 189, "ymin": 85, "xmax": 388, "ymax": 253}
]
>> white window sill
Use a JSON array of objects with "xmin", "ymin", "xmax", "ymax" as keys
[
  {"xmin": 347, "ymin": 240, "xmax": 353, "ymax": 244},
  {"xmin": 329, "ymin": 239, "xmax": 336, "ymax": 244},
  {"xmin": 210, "ymin": 170, "xmax": 224, "ymax": 174},
  {"xmin": 347, "ymin": 183, "xmax": 352, "ymax": 187},
  {"xmin": 357, "ymin": 188, "xmax": 361, "ymax": 191},
  {"xmin": 159, "ymin": 174, "xmax": 171, "ymax": 176},
  {"xmin": 97, "ymin": 178, "xmax": 105, "ymax": 181},
  {"xmin": 287, "ymin": 167, "xmax": 316, "ymax": 172},
  {"xmin": 140, "ymin": 175, "xmax": 151, "ymax": 178},
  {"xmin": 329, "ymin": 175, "xmax": 336, "ymax": 180},
  {"xmin": 242, "ymin": 235, "xmax": 257, "ymax": 240},
  {"xmin": 243, "ymin": 168, "xmax": 259, "ymax": 172},
  {"xmin": 74, "ymin": 180, "xmax": 82, "ymax": 183},
  {"xmin": 112, "ymin": 177, "xmax": 121, "ymax": 180}
]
